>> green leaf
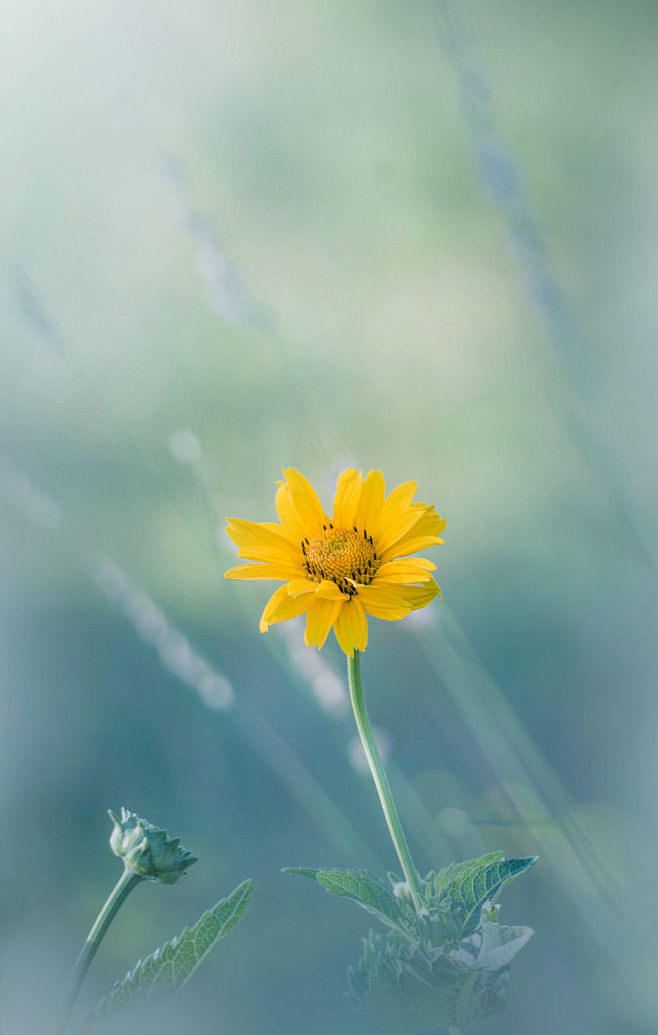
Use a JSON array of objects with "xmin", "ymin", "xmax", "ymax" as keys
[
  {"xmin": 432, "ymin": 852, "xmax": 505, "ymax": 898},
  {"xmin": 284, "ymin": 867, "xmax": 414, "ymax": 936},
  {"xmin": 434, "ymin": 854, "xmax": 537, "ymax": 937},
  {"xmin": 364, "ymin": 939, "xmax": 498, "ymax": 1033},
  {"xmin": 282, "ymin": 866, "xmax": 319, "ymax": 881},
  {"xmin": 470, "ymin": 915, "xmax": 534, "ymax": 973},
  {"xmin": 93, "ymin": 878, "xmax": 253, "ymax": 1015},
  {"xmin": 288, "ymin": 855, "xmax": 537, "ymax": 1033}
]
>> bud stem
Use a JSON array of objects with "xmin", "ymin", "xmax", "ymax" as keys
[
  {"xmin": 347, "ymin": 650, "xmax": 423, "ymax": 913},
  {"xmin": 54, "ymin": 867, "xmax": 142, "ymax": 1035}
]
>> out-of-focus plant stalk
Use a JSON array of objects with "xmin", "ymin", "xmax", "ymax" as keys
[
  {"xmin": 54, "ymin": 868, "xmax": 142, "ymax": 1035},
  {"xmin": 347, "ymin": 650, "xmax": 423, "ymax": 913},
  {"xmin": 53, "ymin": 808, "xmax": 197, "ymax": 1034}
]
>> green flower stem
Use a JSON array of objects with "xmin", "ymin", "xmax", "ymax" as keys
[
  {"xmin": 55, "ymin": 867, "xmax": 142, "ymax": 1035},
  {"xmin": 347, "ymin": 650, "xmax": 423, "ymax": 914}
]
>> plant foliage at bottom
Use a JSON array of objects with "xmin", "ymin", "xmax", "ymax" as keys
[{"xmin": 286, "ymin": 853, "xmax": 536, "ymax": 1033}]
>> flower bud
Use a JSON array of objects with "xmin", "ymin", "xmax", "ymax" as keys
[{"xmin": 108, "ymin": 807, "xmax": 198, "ymax": 884}]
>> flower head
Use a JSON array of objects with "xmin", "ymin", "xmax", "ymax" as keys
[
  {"xmin": 108, "ymin": 808, "xmax": 198, "ymax": 884},
  {"xmin": 225, "ymin": 468, "xmax": 445, "ymax": 656}
]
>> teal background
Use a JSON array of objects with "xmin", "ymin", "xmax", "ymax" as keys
[{"xmin": 1, "ymin": 1, "xmax": 657, "ymax": 1032}]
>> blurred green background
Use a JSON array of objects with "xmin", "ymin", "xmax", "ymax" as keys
[{"xmin": 2, "ymin": 1, "xmax": 658, "ymax": 1032}]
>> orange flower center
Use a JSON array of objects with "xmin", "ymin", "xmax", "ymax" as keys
[{"xmin": 303, "ymin": 526, "xmax": 379, "ymax": 595}]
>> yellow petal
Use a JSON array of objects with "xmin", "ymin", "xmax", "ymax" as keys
[
  {"xmin": 381, "ymin": 557, "xmax": 436, "ymax": 572},
  {"xmin": 353, "ymin": 469, "xmax": 385, "ymax": 536},
  {"xmin": 381, "ymin": 533, "xmax": 445, "ymax": 563},
  {"xmin": 371, "ymin": 480, "xmax": 418, "ymax": 544},
  {"xmin": 258, "ymin": 521, "xmax": 300, "ymax": 545},
  {"xmin": 275, "ymin": 484, "xmax": 307, "ymax": 541},
  {"xmin": 282, "ymin": 469, "xmax": 328, "ymax": 536},
  {"xmin": 375, "ymin": 557, "xmax": 436, "ymax": 583},
  {"xmin": 380, "ymin": 511, "xmax": 446, "ymax": 561},
  {"xmin": 304, "ymin": 597, "xmax": 343, "ymax": 649},
  {"xmin": 332, "ymin": 469, "xmax": 363, "ymax": 529},
  {"xmin": 286, "ymin": 579, "xmax": 318, "ymax": 597},
  {"xmin": 315, "ymin": 579, "xmax": 349, "ymax": 601},
  {"xmin": 393, "ymin": 580, "xmax": 441, "ymax": 609},
  {"xmin": 333, "ymin": 598, "xmax": 368, "ymax": 656},
  {"xmin": 226, "ymin": 518, "xmax": 301, "ymax": 565},
  {"xmin": 376, "ymin": 509, "xmax": 425, "ymax": 555},
  {"xmin": 410, "ymin": 509, "xmax": 441, "ymax": 533},
  {"xmin": 356, "ymin": 585, "xmax": 412, "ymax": 621},
  {"xmin": 260, "ymin": 585, "xmax": 311, "ymax": 632},
  {"xmin": 235, "ymin": 545, "xmax": 302, "ymax": 566},
  {"xmin": 225, "ymin": 564, "xmax": 298, "ymax": 581},
  {"xmin": 377, "ymin": 480, "xmax": 417, "ymax": 521}
]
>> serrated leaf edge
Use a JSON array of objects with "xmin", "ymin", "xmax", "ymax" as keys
[{"xmin": 93, "ymin": 878, "xmax": 253, "ymax": 1016}]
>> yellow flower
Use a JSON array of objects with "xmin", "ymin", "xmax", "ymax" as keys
[{"xmin": 225, "ymin": 469, "xmax": 446, "ymax": 657}]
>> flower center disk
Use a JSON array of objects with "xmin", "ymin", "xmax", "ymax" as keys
[{"xmin": 303, "ymin": 527, "xmax": 378, "ymax": 594}]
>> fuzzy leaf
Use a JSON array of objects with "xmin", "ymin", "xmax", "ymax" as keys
[
  {"xmin": 94, "ymin": 878, "xmax": 253, "ymax": 1015},
  {"xmin": 365, "ymin": 941, "xmax": 498, "ymax": 1033},
  {"xmin": 433, "ymin": 852, "xmax": 505, "ymax": 898},
  {"xmin": 284, "ymin": 867, "xmax": 413, "ymax": 935},
  {"xmin": 452, "ymin": 910, "xmax": 534, "ymax": 974},
  {"xmin": 434, "ymin": 854, "xmax": 537, "ymax": 937}
]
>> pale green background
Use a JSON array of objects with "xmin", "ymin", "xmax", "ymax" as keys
[{"xmin": 1, "ymin": 1, "xmax": 657, "ymax": 1032}]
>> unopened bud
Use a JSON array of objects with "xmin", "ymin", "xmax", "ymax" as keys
[{"xmin": 108, "ymin": 807, "xmax": 198, "ymax": 885}]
